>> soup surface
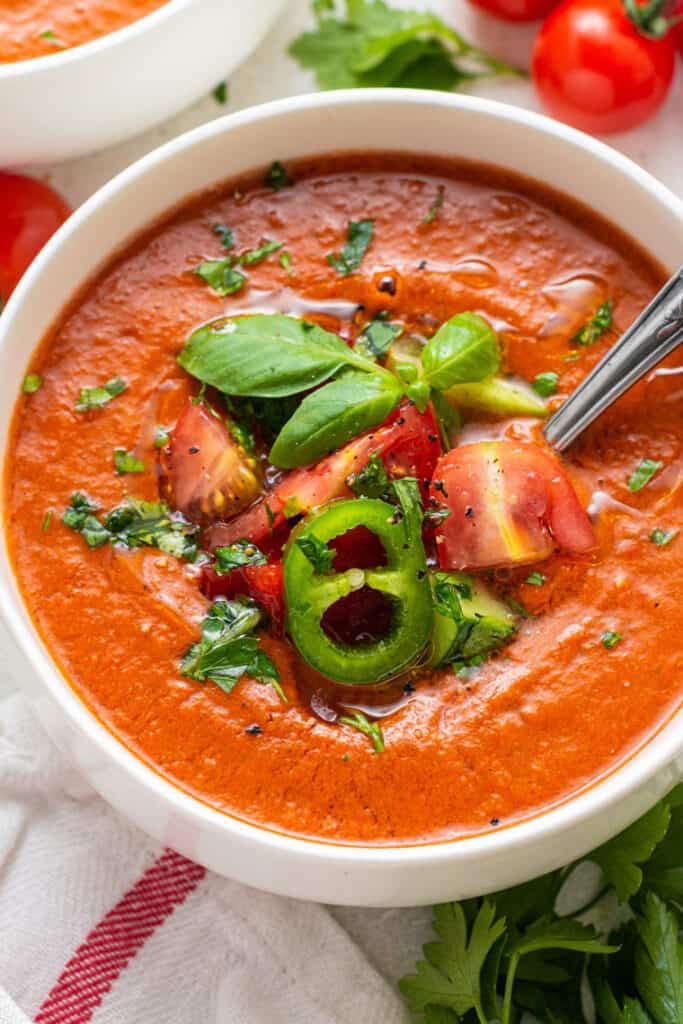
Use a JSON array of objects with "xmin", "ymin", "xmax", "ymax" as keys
[
  {"xmin": 7, "ymin": 154, "xmax": 682, "ymax": 845},
  {"xmin": 0, "ymin": 0, "xmax": 167, "ymax": 62}
]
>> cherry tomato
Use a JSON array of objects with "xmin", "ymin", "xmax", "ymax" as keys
[
  {"xmin": 468, "ymin": 0, "xmax": 558, "ymax": 22},
  {"xmin": 0, "ymin": 172, "xmax": 70, "ymax": 305},
  {"xmin": 532, "ymin": 0, "xmax": 675, "ymax": 135},
  {"xmin": 205, "ymin": 401, "xmax": 442, "ymax": 550},
  {"xmin": 201, "ymin": 561, "xmax": 285, "ymax": 633},
  {"xmin": 672, "ymin": 0, "xmax": 683, "ymax": 55},
  {"xmin": 160, "ymin": 400, "xmax": 262, "ymax": 523},
  {"xmin": 433, "ymin": 441, "xmax": 596, "ymax": 571}
]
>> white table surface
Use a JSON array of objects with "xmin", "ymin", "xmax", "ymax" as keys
[{"xmin": 3, "ymin": 0, "xmax": 682, "ymax": 987}]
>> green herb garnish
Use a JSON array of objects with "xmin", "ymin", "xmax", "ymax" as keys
[
  {"xmin": 650, "ymin": 527, "xmax": 678, "ymax": 546},
  {"xmin": 339, "ymin": 710, "xmax": 384, "ymax": 753},
  {"xmin": 526, "ymin": 571, "xmax": 545, "ymax": 586},
  {"xmin": 423, "ymin": 185, "xmax": 444, "ymax": 224},
  {"xmin": 421, "ymin": 312, "xmax": 500, "ymax": 390},
  {"xmin": 193, "ymin": 259, "xmax": 246, "ymax": 296},
  {"xmin": 41, "ymin": 510, "xmax": 53, "ymax": 531},
  {"xmin": 602, "ymin": 630, "xmax": 623, "ymax": 649},
  {"xmin": 295, "ymin": 534, "xmax": 336, "ymax": 574},
  {"xmin": 212, "ymin": 223, "xmax": 235, "ymax": 250},
  {"xmin": 113, "ymin": 449, "xmax": 144, "ymax": 475},
  {"xmin": 214, "ymin": 540, "xmax": 267, "ymax": 574},
  {"xmin": 22, "ymin": 373, "xmax": 43, "ymax": 395},
  {"xmin": 327, "ymin": 219, "xmax": 374, "ymax": 276},
  {"xmin": 533, "ymin": 371, "xmax": 559, "ymax": 397},
  {"xmin": 154, "ymin": 427, "xmax": 170, "ymax": 449},
  {"xmin": 240, "ymin": 239, "xmax": 283, "ymax": 265},
  {"xmin": 75, "ymin": 377, "xmax": 127, "ymax": 413},
  {"xmin": 264, "ymin": 160, "xmax": 293, "ymax": 190},
  {"xmin": 355, "ymin": 315, "xmax": 403, "ymax": 359},
  {"xmin": 347, "ymin": 451, "xmax": 389, "ymax": 498},
  {"xmin": 212, "ymin": 80, "xmax": 228, "ymax": 104},
  {"xmin": 571, "ymin": 299, "xmax": 613, "ymax": 347},
  {"xmin": 39, "ymin": 28, "xmax": 66, "ymax": 47},
  {"xmin": 62, "ymin": 494, "xmax": 199, "ymax": 559},
  {"xmin": 62, "ymin": 493, "xmax": 110, "ymax": 549},
  {"xmin": 279, "ymin": 250, "xmax": 294, "ymax": 275},
  {"xmin": 628, "ymin": 459, "xmax": 662, "ymax": 493}
]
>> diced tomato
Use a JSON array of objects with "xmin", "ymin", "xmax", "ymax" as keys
[
  {"xmin": 205, "ymin": 401, "xmax": 442, "ymax": 550},
  {"xmin": 433, "ymin": 441, "xmax": 596, "ymax": 570},
  {"xmin": 160, "ymin": 399, "xmax": 262, "ymax": 524},
  {"xmin": 200, "ymin": 560, "xmax": 285, "ymax": 633}
]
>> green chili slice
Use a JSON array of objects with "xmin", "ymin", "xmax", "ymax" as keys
[{"xmin": 284, "ymin": 497, "xmax": 433, "ymax": 685}]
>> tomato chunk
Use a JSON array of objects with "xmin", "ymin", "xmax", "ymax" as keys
[
  {"xmin": 433, "ymin": 441, "xmax": 596, "ymax": 570},
  {"xmin": 205, "ymin": 401, "xmax": 441, "ymax": 550},
  {"xmin": 160, "ymin": 400, "xmax": 262, "ymax": 524},
  {"xmin": 200, "ymin": 560, "xmax": 285, "ymax": 633}
]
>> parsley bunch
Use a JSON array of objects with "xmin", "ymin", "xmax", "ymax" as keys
[{"xmin": 399, "ymin": 787, "xmax": 683, "ymax": 1023}]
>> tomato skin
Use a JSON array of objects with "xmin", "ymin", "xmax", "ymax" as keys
[
  {"xmin": 200, "ymin": 561, "xmax": 285, "ymax": 632},
  {"xmin": 532, "ymin": 0, "xmax": 675, "ymax": 135},
  {"xmin": 468, "ymin": 0, "xmax": 557, "ymax": 22},
  {"xmin": 434, "ymin": 441, "xmax": 596, "ymax": 571},
  {"xmin": 0, "ymin": 173, "xmax": 70, "ymax": 304}
]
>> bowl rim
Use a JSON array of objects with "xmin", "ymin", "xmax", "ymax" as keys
[
  {"xmin": 0, "ymin": 0, "xmax": 192, "ymax": 77},
  {"xmin": 3, "ymin": 88, "xmax": 683, "ymax": 871}
]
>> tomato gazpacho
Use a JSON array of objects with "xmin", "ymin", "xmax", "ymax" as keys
[
  {"xmin": 7, "ymin": 154, "xmax": 681, "ymax": 845},
  {"xmin": 0, "ymin": 0, "xmax": 167, "ymax": 63}
]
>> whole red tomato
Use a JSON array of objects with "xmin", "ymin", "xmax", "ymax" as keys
[
  {"xmin": 469, "ymin": 0, "xmax": 558, "ymax": 21},
  {"xmin": 0, "ymin": 172, "xmax": 70, "ymax": 307},
  {"xmin": 532, "ymin": 0, "xmax": 675, "ymax": 135}
]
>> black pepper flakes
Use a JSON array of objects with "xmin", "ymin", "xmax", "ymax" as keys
[
  {"xmin": 465, "ymin": 506, "xmax": 474, "ymax": 519},
  {"xmin": 433, "ymin": 480, "xmax": 449, "ymax": 498},
  {"xmin": 245, "ymin": 724, "xmax": 262, "ymax": 736},
  {"xmin": 377, "ymin": 274, "xmax": 397, "ymax": 296},
  {"xmin": 188, "ymin": 445, "xmax": 200, "ymax": 454},
  {"xmin": 418, "ymin": 259, "xmax": 428, "ymax": 270},
  {"xmin": 490, "ymin": 817, "xmax": 500, "ymax": 827},
  {"xmin": 404, "ymin": 682, "xmax": 415, "ymax": 695},
  {"xmin": 427, "ymin": 433, "xmax": 438, "ymax": 443}
]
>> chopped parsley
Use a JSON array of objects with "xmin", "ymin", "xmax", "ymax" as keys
[
  {"xmin": 181, "ymin": 597, "xmax": 282, "ymax": 700},
  {"xmin": 571, "ymin": 299, "xmax": 613, "ymax": 346},
  {"xmin": 327, "ymin": 219, "xmax": 374, "ymax": 276},
  {"xmin": 650, "ymin": 527, "xmax": 678, "ymax": 546},
  {"xmin": 264, "ymin": 160, "xmax": 293, "ymax": 191},
  {"xmin": 39, "ymin": 28, "xmax": 66, "ymax": 47},
  {"xmin": 240, "ymin": 239, "xmax": 283, "ymax": 265},
  {"xmin": 423, "ymin": 185, "xmax": 445, "ymax": 224},
  {"xmin": 355, "ymin": 315, "xmax": 403, "ymax": 359},
  {"xmin": 423, "ymin": 501, "xmax": 450, "ymax": 527},
  {"xmin": 628, "ymin": 458, "xmax": 662, "ymax": 492},
  {"xmin": 75, "ymin": 377, "xmax": 127, "ymax": 413},
  {"xmin": 62, "ymin": 493, "xmax": 110, "ymax": 548},
  {"xmin": 154, "ymin": 427, "xmax": 170, "ymax": 449},
  {"xmin": 339, "ymin": 710, "xmax": 384, "ymax": 753},
  {"xmin": 526, "ymin": 571, "xmax": 545, "ymax": 586},
  {"xmin": 602, "ymin": 630, "xmax": 623, "ymax": 649},
  {"xmin": 41, "ymin": 510, "xmax": 53, "ymax": 531},
  {"xmin": 22, "ymin": 373, "xmax": 43, "ymax": 395},
  {"xmin": 279, "ymin": 250, "xmax": 294, "ymax": 276},
  {"xmin": 295, "ymin": 534, "xmax": 336, "ymax": 574},
  {"xmin": 62, "ymin": 494, "xmax": 199, "ymax": 559},
  {"xmin": 212, "ymin": 80, "xmax": 228, "ymax": 104},
  {"xmin": 113, "ymin": 448, "xmax": 144, "ymax": 475},
  {"xmin": 347, "ymin": 451, "xmax": 389, "ymax": 498},
  {"xmin": 212, "ymin": 223, "xmax": 235, "ymax": 250},
  {"xmin": 193, "ymin": 258, "xmax": 246, "ymax": 296},
  {"xmin": 533, "ymin": 370, "xmax": 559, "ymax": 397},
  {"xmin": 214, "ymin": 540, "xmax": 267, "ymax": 574}
]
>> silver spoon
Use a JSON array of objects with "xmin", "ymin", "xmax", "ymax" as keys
[{"xmin": 543, "ymin": 266, "xmax": 683, "ymax": 451}]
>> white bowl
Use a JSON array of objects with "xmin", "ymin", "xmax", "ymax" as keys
[
  {"xmin": 0, "ymin": 0, "xmax": 284, "ymax": 166},
  {"xmin": 2, "ymin": 91, "xmax": 683, "ymax": 907}
]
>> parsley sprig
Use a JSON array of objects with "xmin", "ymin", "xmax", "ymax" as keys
[
  {"xmin": 399, "ymin": 786, "xmax": 683, "ymax": 1024},
  {"xmin": 62, "ymin": 493, "xmax": 199, "ymax": 560}
]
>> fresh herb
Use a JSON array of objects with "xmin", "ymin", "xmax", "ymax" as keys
[
  {"xmin": 290, "ymin": 0, "xmax": 525, "ymax": 91},
  {"xmin": 589, "ymin": 802, "xmax": 671, "ymax": 903},
  {"xmin": 571, "ymin": 299, "xmax": 613, "ymax": 346},
  {"xmin": 62, "ymin": 494, "xmax": 199, "ymax": 559},
  {"xmin": 421, "ymin": 312, "xmax": 500, "ymax": 390},
  {"xmin": 650, "ymin": 527, "xmax": 678, "ymax": 546},
  {"xmin": 154, "ymin": 427, "xmax": 170, "ymax": 449},
  {"xmin": 41, "ymin": 510, "xmax": 53, "ymax": 531},
  {"xmin": 602, "ymin": 630, "xmax": 623, "ymax": 649},
  {"xmin": 295, "ymin": 534, "xmax": 336, "ymax": 573},
  {"xmin": 433, "ymin": 571, "xmax": 516, "ymax": 667},
  {"xmin": 214, "ymin": 539, "xmax": 267, "ymax": 574},
  {"xmin": 327, "ymin": 219, "xmax": 374, "ymax": 276},
  {"xmin": 423, "ymin": 502, "xmax": 450, "ymax": 526},
  {"xmin": 279, "ymin": 250, "xmax": 294, "ymax": 275},
  {"xmin": 193, "ymin": 258, "xmax": 246, "ymax": 296},
  {"xmin": 212, "ymin": 80, "xmax": 228, "ymax": 104},
  {"xmin": 181, "ymin": 597, "xmax": 282, "ymax": 699},
  {"xmin": 39, "ymin": 28, "xmax": 66, "ymax": 47},
  {"xmin": 240, "ymin": 239, "xmax": 283, "ymax": 265},
  {"xmin": 629, "ymin": 459, "xmax": 663, "ymax": 493},
  {"xmin": 212, "ymin": 223, "xmax": 235, "ymax": 250},
  {"xmin": 526, "ymin": 571, "xmax": 545, "ymax": 586},
  {"xmin": 22, "ymin": 373, "xmax": 43, "ymax": 395},
  {"xmin": 533, "ymin": 371, "xmax": 559, "ymax": 398},
  {"xmin": 339, "ymin": 710, "xmax": 384, "ymax": 753},
  {"xmin": 355, "ymin": 315, "xmax": 403, "ymax": 359},
  {"xmin": 347, "ymin": 451, "xmax": 389, "ymax": 498},
  {"xmin": 269, "ymin": 370, "xmax": 403, "ymax": 469},
  {"xmin": 564, "ymin": 350, "xmax": 581, "ymax": 362},
  {"xmin": 113, "ymin": 448, "xmax": 144, "ymax": 475},
  {"xmin": 75, "ymin": 377, "xmax": 127, "ymax": 413},
  {"xmin": 423, "ymin": 185, "xmax": 445, "ymax": 224},
  {"xmin": 264, "ymin": 160, "xmax": 293, "ymax": 190}
]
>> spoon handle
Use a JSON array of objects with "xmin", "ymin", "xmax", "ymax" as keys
[{"xmin": 543, "ymin": 266, "xmax": 683, "ymax": 451}]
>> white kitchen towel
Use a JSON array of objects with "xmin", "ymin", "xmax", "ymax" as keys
[{"xmin": 0, "ymin": 694, "xmax": 417, "ymax": 1024}]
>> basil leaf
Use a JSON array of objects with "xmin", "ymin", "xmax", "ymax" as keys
[
  {"xmin": 75, "ymin": 377, "xmax": 127, "ymax": 413},
  {"xmin": 179, "ymin": 314, "xmax": 367, "ymax": 398},
  {"xmin": 193, "ymin": 259, "xmax": 246, "ymax": 296},
  {"xmin": 628, "ymin": 459, "xmax": 662, "ymax": 493},
  {"xmin": 422, "ymin": 313, "xmax": 499, "ymax": 390},
  {"xmin": 327, "ymin": 219, "xmax": 374, "ymax": 276},
  {"xmin": 355, "ymin": 315, "xmax": 403, "ymax": 359},
  {"xmin": 269, "ymin": 370, "xmax": 402, "ymax": 469},
  {"xmin": 214, "ymin": 539, "xmax": 267, "ymax": 574}
]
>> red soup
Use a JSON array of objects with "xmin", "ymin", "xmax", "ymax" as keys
[{"xmin": 6, "ymin": 154, "xmax": 681, "ymax": 845}]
